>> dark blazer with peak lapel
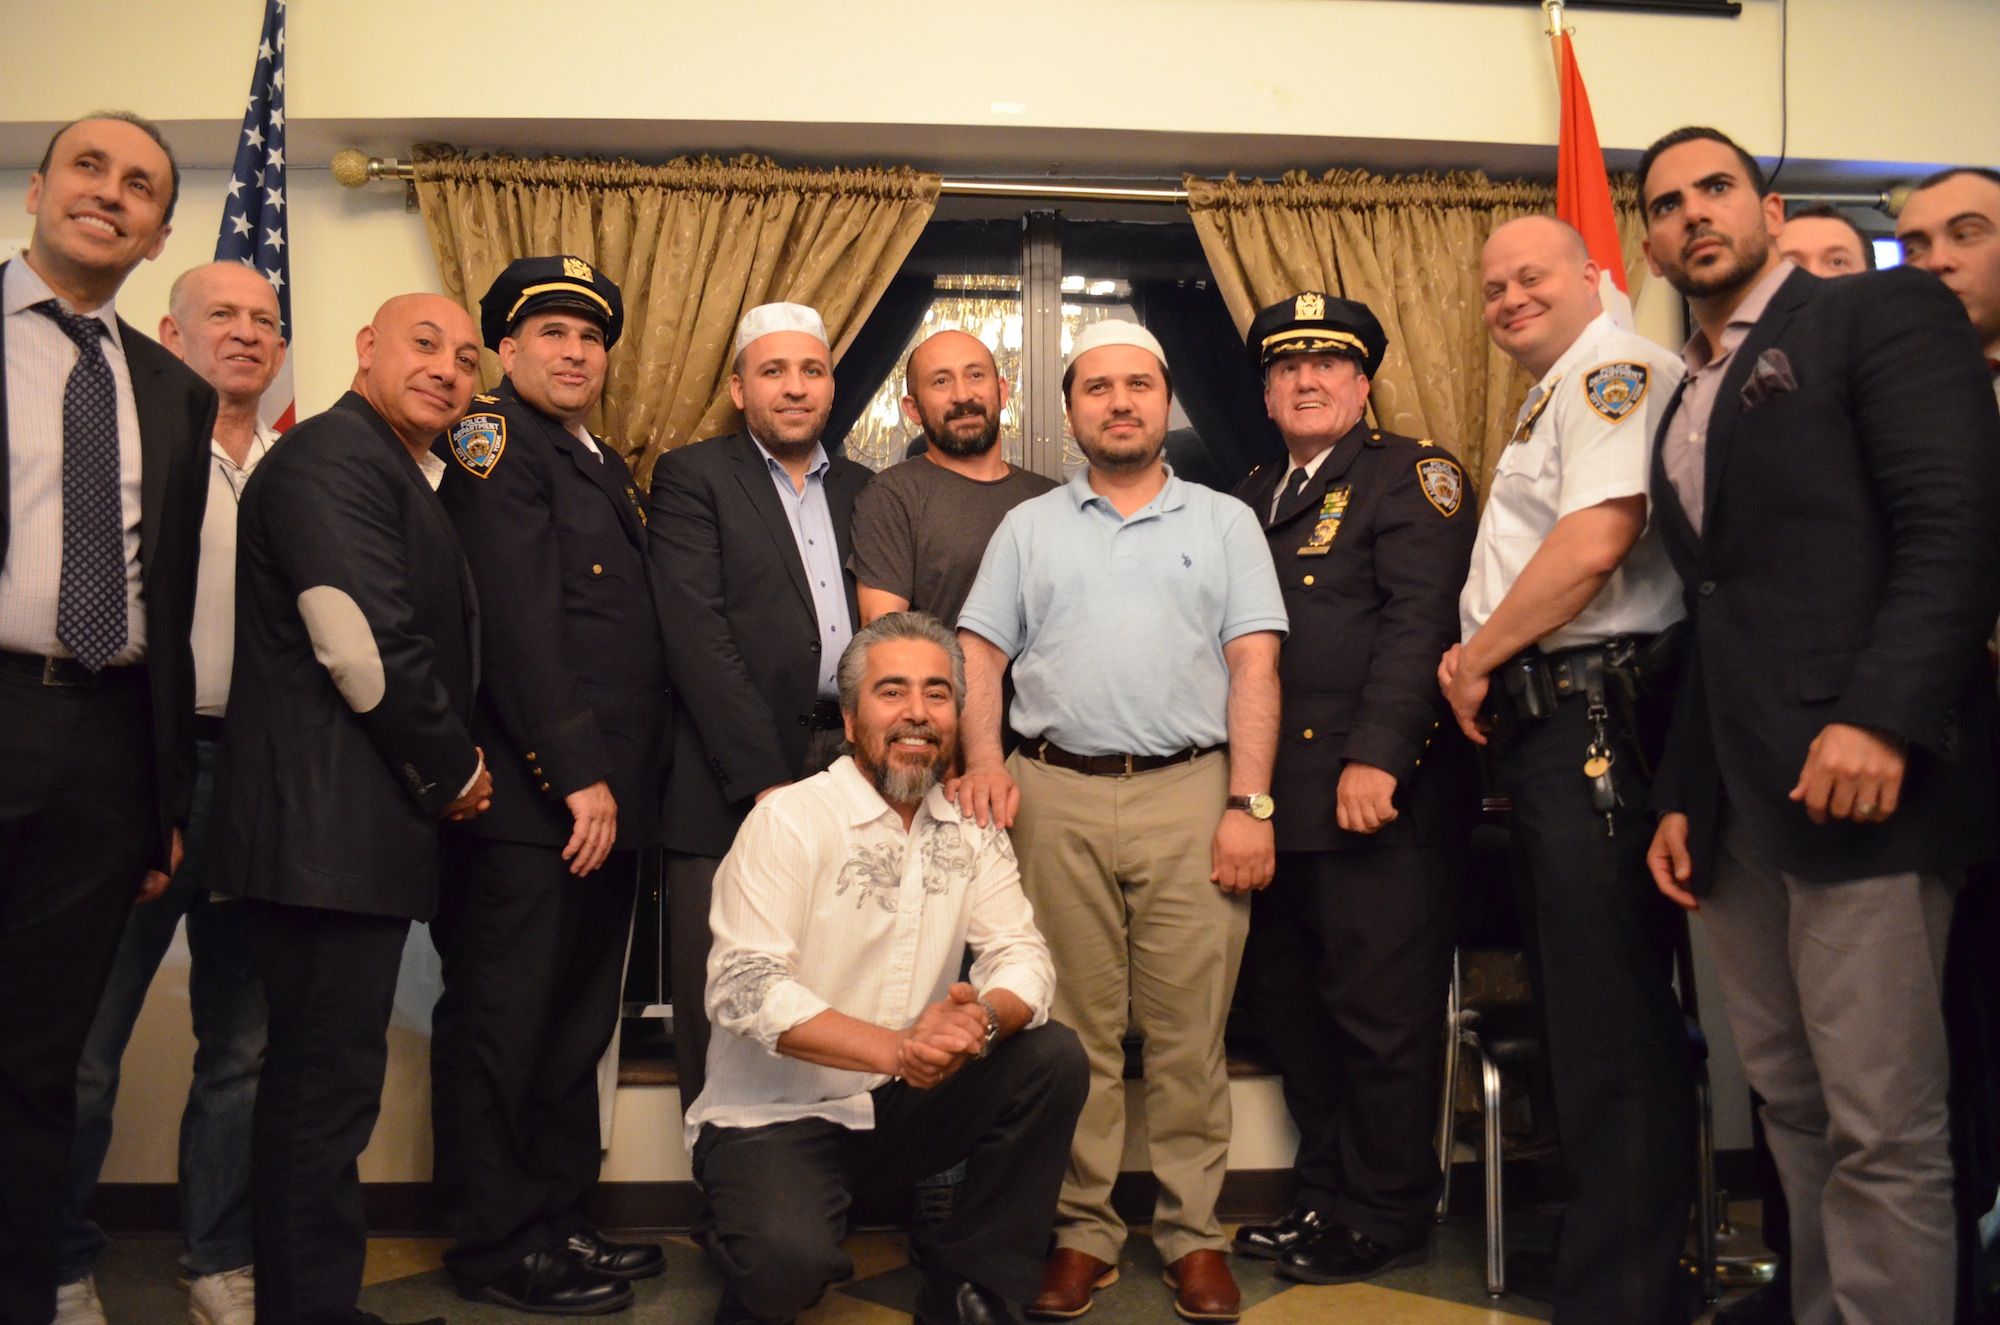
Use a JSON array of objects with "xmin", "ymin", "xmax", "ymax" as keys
[
  {"xmin": 434, "ymin": 380, "xmax": 669, "ymax": 849},
  {"xmin": 1235, "ymin": 423, "xmax": 1477, "ymax": 853},
  {"xmin": 1650, "ymin": 264, "xmax": 2000, "ymax": 891},
  {"xmin": 0, "ymin": 260, "xmax": 216, "ymax": 859},
  {"xmin": 647, "ymin": 430, "xmax": 868, "ymax": 857},
  {"xmin": 212, "ymin": 392, "xmax": 481, "ymax": 921}
]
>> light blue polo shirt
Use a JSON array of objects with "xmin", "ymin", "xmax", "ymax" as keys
[{"xmin": 958, "ymin": 468, "xmax": 1287, "ymax": 757}]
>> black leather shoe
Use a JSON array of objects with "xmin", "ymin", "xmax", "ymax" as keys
[
  {"xmin": 566, "ymin": 1229, "xmax": 667, "ymax": 1281},
  {"xmin": 1231, "ymin": 1206, "xmax": 1327, "ymax": 1261},
  {"xmin": 1277, "ymin": 1224, "xmax": 1426, "ymax": 1285},
  {"xmin": 462, "ymin": 1250, "xmax": 633, "ymax": 1315},
  {"xmin": 916, "ymin": 1277, "xmax": 1019, "ymax": 1325}
]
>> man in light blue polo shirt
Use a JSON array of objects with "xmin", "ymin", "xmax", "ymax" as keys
[{"xmin": 955, "ymin": 320, "xmax": 1286, "ymax": 1324}]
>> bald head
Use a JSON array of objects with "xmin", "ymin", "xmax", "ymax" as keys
[
  {"xmin": 902, "ymin": 328, "xmax": 1009, "ymax": 460},
  {"xmin": 354, "ymin": 293, "xmax": 482, "ymax": 454},
  {"xmin": 159, "ymin": 262, "xmax": 285, "ymax": 408},
  {"xmin": 1481, "ymin": 215, "xmax": 1605, "ymax": 378}
]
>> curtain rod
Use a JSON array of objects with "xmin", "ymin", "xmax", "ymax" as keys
[{"xmin": 327, "ymin": 151, "xmax": 1905, "ymax": 213}]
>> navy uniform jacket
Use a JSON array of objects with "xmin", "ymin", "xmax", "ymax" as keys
[
  {"xmin": 647, "ymin": 431, "xmax": 868, "ymax": 858},
  {"xmin": 1235, "ymin": 423, "xmax": 1477, "ymax": 853},
  {"xmin": 212, "ymin": 392, "xmax": 480, "ymax": 921},
  {"xmin": 1650, "ymin": 265, "xmax": 2000, "ymax": 891},
  {"xmin": 434, "ymin": 380, "xmax": 669, "ymax": 850}
]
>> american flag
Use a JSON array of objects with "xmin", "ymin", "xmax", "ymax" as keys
[{"xmin": 215, "ymin": 0, "xmax": 294, "ymax": 431}]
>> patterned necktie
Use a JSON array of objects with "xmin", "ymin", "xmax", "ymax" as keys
[
  {"xmin": 35, "ymin": 301, "xmax": 127, "ymax": 671},
  {"xmin": 1274, "ymin": 466, "xmax": 1309, "ymax": 521}
]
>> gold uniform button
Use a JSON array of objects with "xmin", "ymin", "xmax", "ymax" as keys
[
  {"xmin": 591, "ymin": 563, "xmax": 603, "ymax": 575},
  {"xmin": 539, "ymin": 781, "xmax": 552, "ymax": 792},
  {"xmin": 1302, "ymin": 574, "xmax": 1315, "ymax": 586},
  {"xmin": 531, "ymin": 766, "xmax": 543, "ymax": 775},
  {"xmin": 524, "ymin": 751, "xmax": 537, "ymax": 760},
  {"xmin": 1303, "ymin": 728, "xmax": 1315, "ymax": 740}
]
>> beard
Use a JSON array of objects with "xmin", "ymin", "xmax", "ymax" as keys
[
  {"xmin": 1078, "ymin": 418, "xmax": 1166, "ymax": 475},
  {"xmin": 922, "ymin": 402, "xmax": 1002, "ymax": 458},
  {"xmin": 1668, "ymin": 225, "xmax": 1774, "ymax": 300},
  {"xmin": 855, "ymin": 720, "xmax": 955, "ymax": 807}
]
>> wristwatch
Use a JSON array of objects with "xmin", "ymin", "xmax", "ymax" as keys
[
  {"xmin": 976, "ymin": 997, "xmax": 1001, "ymax": 1057},
  {"xmin": 1227, "ymin": 792, "xmax": 1276, "ymax": 821}
]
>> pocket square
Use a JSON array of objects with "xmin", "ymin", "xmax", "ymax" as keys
[{"xmin": 1740, "ymin": 347, "xmax": 1799, "ymax": 410}]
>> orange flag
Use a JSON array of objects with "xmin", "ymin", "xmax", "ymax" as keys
[{"xmin": 1554, "ymin": 30, "xmax": 1634, "ymax": 327}]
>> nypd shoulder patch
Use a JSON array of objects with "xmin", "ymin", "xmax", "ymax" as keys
[
  {"xmin": 449, "ymin": 412, "xmax": 507, "ymax": 479},
  {"xmin": 1415, "ymin": 457, "xmax": 1464, "ymax": 518},
  {"xmin": 1583, "ymin": 361, "xmax": 1650, "ymax": 423}
]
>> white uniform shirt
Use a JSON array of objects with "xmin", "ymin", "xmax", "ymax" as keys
[
  {"xmin": 686, "ymin": 755, "xmax": 1055, "ymax": 1150},
  {"xmin": 193, "ymin": 424, "xmax": 278, "ymax": 716},
  {"xmin": 1460, "ymin": 311, "xmax": 1687, "ymax": 650}
]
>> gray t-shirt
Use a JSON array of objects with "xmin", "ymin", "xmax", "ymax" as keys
[{"xmin": 847, "ymin": 456, "xmax": 1058, "ymax": 627}]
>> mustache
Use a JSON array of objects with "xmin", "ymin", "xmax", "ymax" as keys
[
  {"xmin": 1683, "ymin": 226, "xmax": 1729, "ymax": 261},
  {"xmin": 885, "ymin": 721, "xmax": 942, "ymax": 746},
  {"xmin": 944, "ymin": 402, "xmax": 988, "ymax": 423}
]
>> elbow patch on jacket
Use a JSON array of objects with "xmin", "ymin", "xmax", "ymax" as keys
[{"xmin": 297, "ymin": 585, "xmax": 387, "ymax": 713}]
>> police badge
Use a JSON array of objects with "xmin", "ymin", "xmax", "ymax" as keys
[
  {"xmin": 1416, "ymin": 457, "xmax": 1463, "ymax": 517},
  {"xmin": 1583, "ymin": 361, "xmax": 1650, "ymax": 422},
  {"xmin": 449, "ymin": 412, "xmax": 507, "ymax": 479}
]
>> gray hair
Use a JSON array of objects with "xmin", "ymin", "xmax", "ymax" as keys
[{"xmin": 836, "ymin": 611, "xmax": 966, "ymax": 715}]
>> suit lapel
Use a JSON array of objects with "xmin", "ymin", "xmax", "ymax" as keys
[
  {"xmin": 726, "ymin": 434, "xmax": 814, "ymax": 612},
  {"xmin": 1651, "ymin": 376, "xmax": 1701, "ymax": 563},
  {"xmin": 0, "ymin": 263, "xmax": 10, "ymax": 569},
  {"xmin": 122, "ymin": 324, "xmax": 179, "ymax": 579},
  {"xmin": 1700, "ymin": 268, "xmax": 1815, "ymax": 534}
]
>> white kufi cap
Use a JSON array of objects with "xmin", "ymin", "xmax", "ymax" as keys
[
  {"xmin": 1066, "ymin": 318, "xmax": 1168, "ymax": 373},
  {"xmin": 734, "ymin": 302, "xmax": 829, "ymax": 356}
]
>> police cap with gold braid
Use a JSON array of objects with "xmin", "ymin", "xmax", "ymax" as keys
[
  {"xmin": 479, "ymin": 255, "xmax": 625, "ymax": 352},
  {"xmin": 1247, "ymin": 290, "xmax": 1388, "ymax": 380}
]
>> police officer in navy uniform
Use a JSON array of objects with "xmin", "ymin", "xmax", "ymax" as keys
[
  {"xmin": 429, "ymin": 256, "xmax": 670, "ymax": 1316},
  {"xmin": 1229, "ymin": 293, "xmax": 1476, "ymax": 1285}
]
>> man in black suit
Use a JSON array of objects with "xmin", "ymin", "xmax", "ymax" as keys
[
  {"xmin": 430, "ymin": 257, "xmax": 670, "ymax": 1316},
  {"xmin": 1639, "ymin": 126, "xmax": 2000, "ymax": 1325},
  {"xmin": 211, "ymin": 292, "xmax": 494, "ymax": 1325},
  {"xmin": 0, "ymin": 112, "xmax": 215, "ymax": 1325},
  {"xmin": 1228, "ymin": 294, "xmax": 1474, "ymax": 1286},
  {"xmin": 647, "ymin": 301, "xmax": 868, "ymax": 1115}
]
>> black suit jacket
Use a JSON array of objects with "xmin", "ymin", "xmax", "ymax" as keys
[
  {"xmin": 1234, "ymin": 423, "xmax": 1477, "ymax": 852},
  {"xmin": 434, "ymin": 380, "xmax": 669, "ymax": 850},
  {"xmin": 0, "ymin": 260, "xmax": 216, "ymax": 860},
  {"xmin": 647, "ymin": 431, "xmax": 868, "ymax": 856},
  {"xmin": 212, "ymin": 392, "xmax": 481, "ymax": 921},
  {"xmin": 1650, "ymin": 265, "xmax": 2000, "ymax": 890}
]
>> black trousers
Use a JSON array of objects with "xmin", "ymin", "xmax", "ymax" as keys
[
  {"xmin": 0, "ymin": 674, "xmax": 156, "ymax": 1325},
  {"xmin": 1490, "ymin": 689, "xmax": 1695, "ymax": 1325},
  {"xmin": 429, "ymin": 839, "xmax": 638, "ymax": 1286},
  {"xmin": 251, "ymin": 902, "xmax": 410, "ymax": 1325},
  {"xmin": 669, "ymin": 725, "xmax": 847, "ymax": 1118},
  {"xmin": 693, "ymin": 1023, "xmax": 1087, "ymax": 1321},
  {"xmin": 1239, "ymin": 844, "xmax": 1455, "ymax": 1249}
]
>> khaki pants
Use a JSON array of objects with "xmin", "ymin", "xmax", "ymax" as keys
[{"xmin": 1009, "ymin": 748, "xmax": 1248, "ymax": 1265}]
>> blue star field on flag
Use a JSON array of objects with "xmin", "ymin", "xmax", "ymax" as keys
[{"xmin": 215, "ymin": 0, "xmax": 295, "ymax": 428}]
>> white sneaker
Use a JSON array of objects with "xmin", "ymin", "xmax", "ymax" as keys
[
  {"xmin": 50, "ymin": 1276, "xmax": 107, "ymax": 1325},
  {"xmin": 188, "ymin": 1265, "xmax": 255, "ymax": 1325}
]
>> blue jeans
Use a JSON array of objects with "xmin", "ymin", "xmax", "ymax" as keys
[{"xmin": 58, "ymin": 736, "xmax": 267, "ymax": 1281}]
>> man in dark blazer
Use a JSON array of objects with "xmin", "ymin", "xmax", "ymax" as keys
[
  {"xmin": 1228, "ymin": 294, "xmax": 1475, "ymax": 1286},
  {"xmin": 647, "ymin": 301, "xmax": 868, "ymax": 1115},
  {"xmin": 1639, "ymin": 126, "xmax": 2000, "ymax": 1325},
  {"xmin": 0, "ymin": 113, "xmax": 215, "ymax": 1325},
  {"xmin": 212, "ymin": 292, "xmax": 493, "ymax": 1325},
  {"xmin": 429, "ymin": 257, "xmax": 670, "ymax": 1316}
]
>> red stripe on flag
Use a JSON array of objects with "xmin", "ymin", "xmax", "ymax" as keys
[{"xmin": 1555, "ymin": 32, "xmax": 1628, "ymax": 295}]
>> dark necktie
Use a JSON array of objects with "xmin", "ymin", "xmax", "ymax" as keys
[
  {"xmin": 1274, "ymin": 466, "xmax": 1309, "ymax": 520},
  {"xmin": 36, "ymin": 301, "xmax": 127, "ymax": 671}
]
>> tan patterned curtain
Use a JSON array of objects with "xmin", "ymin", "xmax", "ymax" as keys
[
  {"xmin": 1184, "ymin": 169, "xmax": 1648, "ymax": 489},
  {"xmin": 413, "ymin": 149, "xmax": 940, "ymax": 486}
]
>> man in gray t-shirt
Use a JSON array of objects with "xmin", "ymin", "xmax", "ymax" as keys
[{"xmin": 848, "ymin": 329, "xmax": 1055, "ymax": 628}]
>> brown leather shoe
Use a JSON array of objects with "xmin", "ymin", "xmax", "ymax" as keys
[
  {"xmin": 1026, "ymin": 1249, "xmax": 1118, "ymax": 1320},
  {"xmin": 1163, "ymin": 1250, "xmax": 1240, "ymax": 1323}
]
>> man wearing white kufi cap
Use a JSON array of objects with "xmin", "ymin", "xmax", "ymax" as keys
[
  {"xmin": 955, "ymin": 320, "xmax": 1288, "ymax": 1322},
  {"xmin": 646, "ymin": 300, "xmax": 872, "ymax": 1117}
]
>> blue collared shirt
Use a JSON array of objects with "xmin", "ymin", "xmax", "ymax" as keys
[
  {"xmin": 958, "ymin": 468, "xmax": 1288, "ymax": 756},
  {"xmin": 755, "ymin": 437, "xmax": 852, "ymax": 697}
]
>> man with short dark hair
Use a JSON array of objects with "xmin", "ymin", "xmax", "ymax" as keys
[
  {"xmin": 213, "ymin": 292, "xmax": 494, "ymax": 1325},
  {"xmin": 1898, "ymin": 167, "xmax": 2000, "ymax": 377},
  {"xmin": 1641, "ymin": 125, "xmax": 2000, "ymax": 1325},
  {"xmin": 0, "ymin": 112, "xmax": 215, "ymax": 1325},
  {"xmin": 648, "ymin": 303, "xmax": 870, "ymax": 1117},
  {"xmin": 428, "ymin": 256, "xmax": 671, "ymax": 1316},
  {"xmin": 689, "ymin": 611, "xmax": 1085, "ymax": 1325},
  {"xmin": 956, "ymin": 320, "xmax": 1287, "ymax": 1323},
  {"xmin": 52, "ymin": 261, "xmax": 285, "ymax": 1325},
  {"xmin": 1778, "ymin": 203, "xmax": 1876, "ymax": 277},
  {"xmin": 849, "ymin": 330, "xmax": 1055, "ymax": 629}
]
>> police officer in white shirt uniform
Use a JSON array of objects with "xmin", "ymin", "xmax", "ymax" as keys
[{"xmin": 1438, "ymin": 216, "xmax": 1696, "ymax": 1325}]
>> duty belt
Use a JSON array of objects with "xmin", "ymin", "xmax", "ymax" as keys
[{"xmin": 1027, "ymin": 739, "xmax": 1223, "ymax": 778}]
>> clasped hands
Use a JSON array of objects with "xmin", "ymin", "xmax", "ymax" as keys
[{"xmin": 892, "ymin": 982, "xmax": 989, "ymax": 1089}]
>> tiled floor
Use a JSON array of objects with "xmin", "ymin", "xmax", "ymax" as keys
[{"xmin": 89, "ymin": 1208, "xmax": 1765, "ymax": 1323}]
